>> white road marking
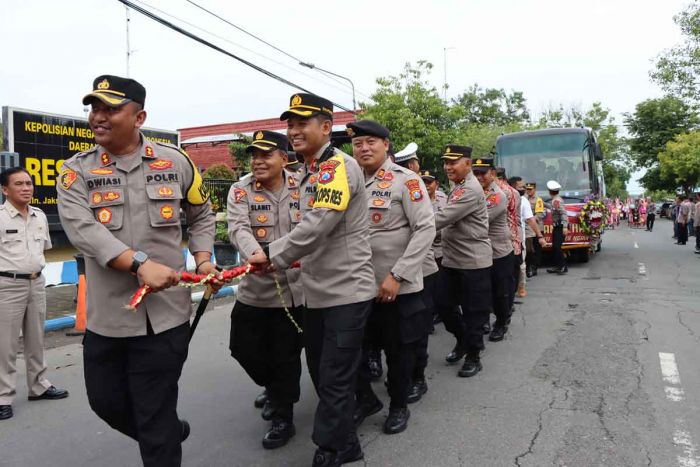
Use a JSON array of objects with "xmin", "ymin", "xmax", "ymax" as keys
[
  {"xmin": 674, "ymin": 428, "xmax": 699, "ymax": 467},
  {"xmin": 638, "ymin": 263, "xmax": 647, "ymax": 275},
  {"xmin": 634, "ymin": 242, "xmax": 639, "ymax": 249},
  {"xmin": 659, "ymin": 353, "xmax": 698, "ymax": 466}
]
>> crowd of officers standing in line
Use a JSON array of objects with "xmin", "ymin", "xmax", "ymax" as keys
[{"xmin": 0, "ymin": 74, "xmax": 574, "ymax": 467}]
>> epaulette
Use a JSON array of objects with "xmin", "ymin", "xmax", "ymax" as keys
[
  {"xmin": 75, "ymin": 146, "xmax": 98, "ymax": 157},
  {"xmin": 236, "ymin": 173, "xmax": 254, "ymax": 187},
  {"xmin": 389, "ymin": 162, "xmax": 414, "ymax": 176}
]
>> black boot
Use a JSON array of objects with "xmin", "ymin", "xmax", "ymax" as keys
[
  {"xmin": 407, "ymin": 379, "xmax": 428, "ymax": 404},
  {"xmin": 254, "ymin": 389, "xmax": 268, "ymax": 408},
  {"xmin": 261, "ymin": 399, "xmax": 276, "ymax": 421},
  {"xmin": 262, "ymin": 418, "xmax": 296, "ymax": 449},
  {"xmin": 445, "ymin": 341, "xmax": 467, "ymax": 364},
  {"xmin": 526, "ymin": 265, "xmax": 533, "ymax": 278},
  {"xmin": 482, "ymin": 321, "xmax": 491, "ymax": 335},
  {"xmin": 353, "ymin": 395, "xmax": 383, "ymax": 427},
  {"xmin": 489, "ymin": 324, "xmax": 507, "ymax": 342},
  {"xmin": 368, "ymin": 350, "xmax": 383, "ymax": 380},
  {"xmin": 383, "ymin": 407, "xmax": 410, "ymax": 434},
  {"xmin": 458, "ymin": 353, "xmax": 482, "ymax": 378}
]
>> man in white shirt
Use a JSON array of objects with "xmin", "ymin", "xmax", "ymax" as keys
[{"xmin": 509, "ymin": 177, "xmax": 546, "ymax": 297}]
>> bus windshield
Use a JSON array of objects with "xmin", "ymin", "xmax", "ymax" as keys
[{"xmin": 497, "ymin": 132, "xmax": 591, "ymax": 199}]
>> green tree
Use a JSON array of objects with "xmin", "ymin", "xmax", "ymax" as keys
[
  {"xmin": 624, "ymin": 96, "xmax": 698, "ymax": 168},
  {"xmin": 658, "ymin": 130, "xmax": 700, "ymax": 194},
  {"xmin": 453, "ymin": 84, "xmax": 530, "ymax": 126},
  {"xmin": 202, "ymin": 163, "xmax": 236, "ymax": 180},
  {"xmin": 651, "ymin": 1, "xmax": 700, "ymax": 104},
  {"xmin": 360, "ymin": 61, "xmax": 461, "ymax": 172},
  {"xmin": 228, "ymin": 137, "xmax": 249, "ymax": 174}
]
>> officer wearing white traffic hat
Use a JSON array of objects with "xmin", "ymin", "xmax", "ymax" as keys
[
  {"xmin": 394, "ymin": 143, "xmax": 420, "ymax": 173},
  {"xmin": 546, "ymin": 180, "xmax": 569, "ymax": 274}
]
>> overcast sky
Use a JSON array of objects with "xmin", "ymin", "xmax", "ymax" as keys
[{"xmin": 0, "ymin": 0, "xmax": 689, "ymax": 191}]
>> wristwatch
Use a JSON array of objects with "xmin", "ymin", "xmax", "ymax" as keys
[
  {"xmin": 391, "ymin": 272, "xmax": 404, "ymax": 282},
  {"xmin": 131, "ymin": 251, "xmax": 149, "ymax": 274}
]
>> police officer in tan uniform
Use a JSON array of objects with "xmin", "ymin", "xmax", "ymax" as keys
[
  {"xmin": 227, "ymin": 130, "xmax": 304, "ymax": 449},
  {"xmin": 0, "ymin": 168, "xmax": 69, "ymax": 421},
  {"xmin": 472, "ymin": 158, "xmax": 514, "ymax": 342},
  {"xmin": 434, "ymin": 145, "xmax": 492, "ymax": 378},
  {"xmin": 348, "ymin": 120, "xmax": 435, "ymax": 435},
  {"xmin": 525, "ymin": 182, "xmax": 546, "ymax": 277},
  {"xmin": 248, "ymin": 93, "xmax": 376, "ymax": 467},
  {"xmin": 57, "ymin": 75, "xmax": 216, "ymax": 467},
  {"xmin": 546, "ymin": 180, "xmax": 569, "ymax": 274}
]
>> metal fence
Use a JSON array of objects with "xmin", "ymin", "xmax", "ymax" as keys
[{"xmin": 203, "ymin": 178, "xmax": 235, "ymax": 212}]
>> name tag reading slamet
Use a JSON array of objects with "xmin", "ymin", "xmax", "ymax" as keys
[
  {"xmin": 251, "ymin": 204, "xmax": 272, "ymax": 211},
  {"xmin": 87, "ymin": 177, "xmax": 123, "ymax": 189},
  {"xmin": 146, "ymin": 172, "xmax": 179, "ymax": 183},
  {"xmin": 316, "ymin": 187, "xmax": 344, "ymax": 207}
]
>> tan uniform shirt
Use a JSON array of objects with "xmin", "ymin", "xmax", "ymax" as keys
[
  {"xmin": 0, "ymin": 202, "xmax": 51, "ymax": 273},
  {"xmin": 485, "ymin": 182, "xmax": 513, "ymax": 259},
  {"xmin": 431, "ymin": 191, "xmax": 448, "ymax": 260},
  {"xmin": 550, "ymin": 194, "xmax": 569, "ymax": 228},
  {"xmin": 365, "ymin": 158, "xmax": 435, "ymax": 294},
  {"xmin": 434, "ymin": 172, "xmax": 492, "ymax": 270},
  {"xmin": 525, "ymin": 195, "xmax": 545, "ymax": 238},
  {"xmin": 694, "ymin": 201, "xmax": 700, "ymax": 225},
  {"xmin": 227, "ymin": 170, "xmax": 303, "ymax": 308},
  {"xmin": 57, "ymin": 136, "xmax": 214, "ymax": 337},
  {"xmin": 269, "ymin": 144, "xmax": 376, "ymax": 309}
]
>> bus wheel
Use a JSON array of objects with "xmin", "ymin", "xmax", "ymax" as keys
[{"xmin": 576, "ymin": 249, "xmax": 590, "ymax": 263}]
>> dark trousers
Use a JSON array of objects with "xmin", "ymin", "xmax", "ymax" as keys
[
  {"xmin": 434, "ymin": 265, "xmax": 466, "ymax": 342},
  {"xmin": 413, "ymin": 272, "xmax": 438, "ymax": 381},
  {"xmin": 695, "ymin": 226, "xmax": 700, "ymax": 248},
  {"xmin": 526, "ymin": 237, "xmax": 541, "ymax": 272},
  {"xmin": 552, "ymin": 225, "xmax": 566, "ymax": 269},
  {"xmin": 304, "ymin": 300, "xmax": 371, "ymax": 452},
  {"xmin": 509, "ymin": 252, "xmax": 521, "ymax": 308},
  {"xmin": 689, "ymin": 220, "xmax": 695, "ymax": 236},
  {"xmin": 646, "ymin": 213, "xmax": 655, "ymax": 231},
  {"xmin": 436, "ymin": 266, "xmax": 492, "ymax": 353},
  {"xmin": 83, "ymin": 323, "xmax": 189, "ymax": 467},
  {"xmin": 493, "ymin": 253, "xmax": 515, "ymax": 326},
  {"xmin": 678, "ymin": 223, "xmax": 688, "ymax": 244},
  {"xmin": 229, "ymin": 302, "xmax": 304, "ymax": 421}
]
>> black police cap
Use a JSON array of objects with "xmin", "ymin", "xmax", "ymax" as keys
[
  {"xmin": 472, "ymin": 157, "xmax": 495, "ymax": 171},
  {"xmin": 246, "ymin": 130, "xmax": 290, "ymax": 153},
  {"xmin": 280, "ymin": 93, "xmax": 334, "ymax": 120},
  {"xmin": 420, "ymin": 169, "xmax": 437, "ymax": 181},
  {"xmin": 345, "ymin": 120, "xmax": 390, "ymax": 139},
  {"xmin": 82, "ymin": 75, "xmax": 146, "ymax": 107},
  {"xmin": 441, "ymin": 145, "xmax": 472, "ymax": 160}
]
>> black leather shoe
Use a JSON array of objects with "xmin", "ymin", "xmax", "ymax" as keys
[
  {"xmin": 340, "ymin": 439, "xmax": 364, "ymax": 464},
  {"xmin": 557, "ymin": 266, "xmax": 568, "ymax": 275},
  {"xmin": 181, "ymin": 419, "xmax": 190, "ymax": 442},
  {"xmin": 254, "ymin": 389, "xmax": 268, "ymax": 409},
  {"xmin": 0, "ymin": 405, "xmax": 12, "ymax": 420},
  {"xmin": 482, "ymin": 322, "xmax": 491, "ymax": 335},
  {"xmin": 262, "ymin": 419, "xmax": 295, "ymax": 449},
  {"xmin": 489, "ymin": 325, "xmax": 507, "ymax": 342},
  {"xmin": 526, "ymin": 267, "xmax": 533, "ymax": 278},
  {"xmin": 383, "ymin": 407, "xmax": 410, "ymax": 434},
  {"xmin": 546, "ymin": 267, "xmax": 560, "ymax": 273},
  {"xmin": 313, "ymin": 444, "xmax": 363, "ymax": 467},
  {"xmin": 368, "ymin": 351, "xmax": 383, "ymax": 380},
  {"xmin": 261, "ymin": 400, "xmax": 276, "ymax": 421},
  {"xmin": 445, "ymin": 342, "xmax": 466, "ymax": 363},
  {"xmin": 28, "ymin": 385, "xmax": 69, "ymax": 401},
  {"xmin": 458, "ymin": 354, "xmax": 482, "ymax": 378},
  {"xmin": 532, "ymin": 268, "xmax": 538, "ymax": 276},
  {"xmin": 407, "ymin": 379, "xmax": 428, "ymax": 404},
  {"xmin": 353, "ymin": 396, "xmax": 383, "ymax": 427}
]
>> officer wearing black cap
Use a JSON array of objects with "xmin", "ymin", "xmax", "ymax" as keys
[
  {"xmin": 433, "ymin": 145, "xmax": 492, "ymax": 378},
  {"xmin": 348, "ymin": 120, "xmax": 435, "ymax": 435},
  {"xmin": 227, "ymin": 130, "xmax": 304, "ymax": 449},
  {"xmin": 248, "ymin": 93, "xmax": 376, "ymax": 467},
  {"xmin": 472, "ymin": 157, "xmax": 514, "ymax": 342},
  {"xmin": 57, "ymin": 75, "xmax": 218, "ymax": 466}
]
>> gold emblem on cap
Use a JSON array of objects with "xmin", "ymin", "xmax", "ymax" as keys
[
  {"xmin": 255, "ymin": 131, "xmax": 264, "ymax": 140},
  {"xmin": 346, "ymin": 128, "xmax": 355, "ymax": 137},
  {"xmin": 97, "ymin": 79, "xmax": 110, "ymax": 90},
  {"xmin": 291, "ymin": 94, "xmax": 302, "ymax": 106},
  {"xmin": 476, "ymin": 159, "xmax": 482, "ymax": 165},
  {"xmin": 447, "ymin": 146, "xmax": 451, "ymax": 153}
]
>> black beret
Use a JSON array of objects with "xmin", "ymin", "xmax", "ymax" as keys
[
  {"xmin": 246, "ymin": 130, "xmax": 290, "ymax": 153},
  {"xmin": 441, "ymin": 145, "xmax": 472, "ymax": 160},
  {"xmin": 83, "ymin": 75, "xmax": 146, "ymax": 107},
  {"xmin": 346, "ymin": 120, "xmax": 390, "ymax": 139},
  {"xmin": 280, "ymin": 93, "xmax": 334, "ymax": 120}
]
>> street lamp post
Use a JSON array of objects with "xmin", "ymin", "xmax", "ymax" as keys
[
  {"xmin": 443, "ymin": 47, "xmax": 455, "ymax": 103},
  {"xmin": 299, "ymin": 62, "xmax": 357, "ymax": 113}
]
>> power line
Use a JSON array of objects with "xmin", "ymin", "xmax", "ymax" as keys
[
  {"xmin": 132, "ymin": 0, "xmax": 359, "ymax": 99},
  {"xmin": 117, "ymin": 0, "xmax": 354, "ymax": 113},
  {"xmin": 184, "ymin": 0, "xmax": 372, "ymax": 101}
]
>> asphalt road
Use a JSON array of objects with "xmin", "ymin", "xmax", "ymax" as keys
[{"xmin": 1, "ymin": 219, "xmax": 699, "ymax": 467}]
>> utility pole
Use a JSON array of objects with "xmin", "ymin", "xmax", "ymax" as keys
[{"xmin": 125, "ymin": 6, "xmax": 132, "ymax": 77}]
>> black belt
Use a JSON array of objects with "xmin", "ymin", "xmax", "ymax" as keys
[{"xmin": 0, "ymin": 271, "xmax": 41, "ymax": 280}]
